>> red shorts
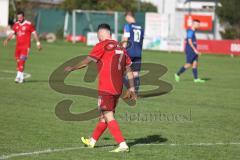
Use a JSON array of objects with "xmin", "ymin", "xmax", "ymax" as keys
[
  {"xmin": 15, "ymin": 47, "xmax": 30, "ymax": 61},
  {"xmin": 98, "ymin": 95, "xmax": 120, "ymax": 112}
]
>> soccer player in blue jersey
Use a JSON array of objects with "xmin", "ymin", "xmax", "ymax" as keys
[
  {"xmin": 175, "ymin": 19, "xmax": 205, "ymax": 83},
  {"xmin": 122, "ymin": 11, "xmax": 144, "ymax": 93}
]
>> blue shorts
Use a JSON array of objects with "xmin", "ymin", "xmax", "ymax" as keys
[
  {"xmin": 186, "ymin": 53, "xmax": 198, "ymax": 64},
  {"xmin": 130, "ymin": 57, "xmax": 141, "ymax": 72}
]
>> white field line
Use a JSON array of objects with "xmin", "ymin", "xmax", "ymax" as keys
[
  {"xmin": 135, "ymin": 142, "xmax": 240, "ymax": 146},
  {"xmin": 0, "ymin": 146, "xmax": 85, "ymax": 160},
  {"xmin": 1, "ymin": 142, "xmax": 240, "ymax": 160},
  {"xmin": 0, "ymin": 70, "xmax": 31, "ymax": 80}
]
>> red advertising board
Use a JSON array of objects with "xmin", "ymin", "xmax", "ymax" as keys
[
  {"xmin": 197, "ymin": 40, "xmax": 240, "ymax": 55},
  {"xmin": 184, "ymin": 15, "xmax": 213, "ymax": 31}
]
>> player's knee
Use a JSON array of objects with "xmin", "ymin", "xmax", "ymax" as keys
[
  {"xmin": 133, "ymin": 71, "xmax": 139, "ymax": 77},
  {"xmin": 192, "ymin": 63, "xmax": 198, "ymax": 68},
  {"xmin": 105, "ymin": 117, "xmax": 115, "ymax": 123},
  {"xmin": 103, "ymin": 111, "xmax": 115, "ymax": 122},
  {"xmin": 192, "ymin": 66, "xmax": 197, "ymax": 69},
  {"xmin": 99, "ymin": 117, "xmax": 106, "ymax": 123},
  {"xmin": 184, "ymin": 64, "xmax": 191, "ymax": 68}
]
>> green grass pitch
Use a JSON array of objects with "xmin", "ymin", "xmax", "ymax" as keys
[{"xmin": 0, "ymin": 41, "xmax": 240, "ymax": 160}]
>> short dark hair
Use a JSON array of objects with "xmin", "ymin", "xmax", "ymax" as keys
[
  {"xmin": 125, "ymin": 11, "xmax": 135, "ymax": 17},
  {"xmin": 193, "ymin": 19, "xmax": 200, "ymax": 23},
  {"xmin": 97, "ymin": 23, "xmax": 111, "ymax": 33},
  {"xmin": 17, "ymin": 10, "xmax": 25, "ymax": 17}
]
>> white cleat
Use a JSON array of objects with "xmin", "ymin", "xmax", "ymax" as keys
[
  {"xmin": 15, "ymin": 77, "xmax": 20, "ymax": 83},
  {"xmin": 109, "ymin": 146, "xmax": 130, "ymax": 153},
  {"xmin": 18, "ymin": 78, "xmax": 24, "ymax": 84}
]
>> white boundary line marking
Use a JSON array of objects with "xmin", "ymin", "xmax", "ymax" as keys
[
  {"xmin": 135, "ymin": 142, "xmax": 240, "ymax": 146},
  {"xmin": 0, "ymin": 146, "xmax": 85, "ymax": 160},
  {"xmin": 0, "ymin": 70, "xmax": 31, "ymax": 80},
  {"xmin": 1, "ymin": 142, "xmax": 240, "ymax": 159}
]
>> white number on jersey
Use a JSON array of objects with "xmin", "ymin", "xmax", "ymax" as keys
[
  {"xmin": 115, "ymin": 49, "xmax": 124, "ymax": 70},
  {"xmin": 133, "ymin": 29, "xmax": 141, "ymax": 43}
]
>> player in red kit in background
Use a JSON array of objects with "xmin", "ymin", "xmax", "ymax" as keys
[
  {"xmin": 3, "ymin": 11, "xmax": 42, "ymax": 83},
  {"xmin": 65, "ymin": 24, "xmax": 137, "ymax": 152}
]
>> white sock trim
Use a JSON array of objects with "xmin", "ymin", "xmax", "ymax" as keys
[
  {"xmin": 90, "ymin": 137, "xmax": 96, "ymax": 145},
  {"xmin": 16, "ymin": 71, "xmax": 21, "ymax": 78},
  {"xmin": 119, "ymin": 142, "xmax": 128, "ymax": 148},
  {"xmin": 20, "ymin": 72, "xmax": 24, "ymax": 80}
]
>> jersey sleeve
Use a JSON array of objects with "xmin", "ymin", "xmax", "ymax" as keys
[
  {"xmin": 88, "ymin": 43, "xmax": 104, "ymax": 62},
  {"xmin": 187, "ymin": 30, "xmax": 194, "ymax": 39},
  {"xmin": 12, "ymin": 23, "xmax": 17, "ymax": 33},
  {"xmin": 123, "ymin": 24, "xmax": 131, "ymax": 38},
  {"xmin": 30, "ymin": 23, "xmax": 36, "ymax": 33}
]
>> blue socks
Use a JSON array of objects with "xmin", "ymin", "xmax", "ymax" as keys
[
  {"xmin": 123, "ymin": 76, "xmax": 129, "ymax": 89},
  {"xmin": 134, "ymin": 77, "xmax": 140, "ymax": 93},
  {"xmin": 177, "ymin": 66, "xmax": 198, "ymax": 79},
  {"xmin": 192, "ymin": 68, "xmax": 198, "ymax": 79},
  {"xmin": 177, "ymin": 66, "xmax": 186, "ymax": 76}
]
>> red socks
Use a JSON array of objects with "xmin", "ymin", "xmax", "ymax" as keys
[
  {"xmin": 91, "ymin": 121, "xmax": 107, "ymax": 141},
  {"xmin": 91, "ymin": 120, "xmax": 125, "ymax": 144},
  {"xmin": 18, "ymin": 60, "xmax": 25, "ymax": 72},
  {"xmin": 107, "ymin": 120, "xmax": 125, "ymax": 144}
]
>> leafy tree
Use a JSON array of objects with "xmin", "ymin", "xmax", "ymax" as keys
[
  {"xmin": 60, "ymin": 0, "xmax": 157, "ymax": 12},
  {"xmin": 216, "ymin": 0, "xmax": 240, "ymax": 39},
  {"xmin": 138, "ymin": 2, "xmax": 158, "ymax": 12}
]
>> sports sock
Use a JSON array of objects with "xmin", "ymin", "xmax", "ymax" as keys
[
  {"xmin": 123, "ymin": 76, "xmax": 129, "ymax": 89},
  {"xmin": 20, "ymin": 72, "xmax": 24, "ymax": 80},
  {"xmin": 177, "ymin": 66, "xmax": 186, "ymax": 76},
  {"xmin": 89, "ymin": 137, "xmax": 96, "ymax": 146},
  {"xmin": 18, "ymin": 60, "xmax": 25, "ymax": 72},
  {"xmin": 107, "ymin": 120, "xmax": 125, "ymax": 144},
  {"xmin": 192, "ymin": 68, "xmax": 198, "ymax": 79},
  {"xmin": 16, "ymin": 71, "xmax": 21, "ymax": 78},
  {"xmin": 134, "ymin": 77, "xmax": 140, "ymax": 93},
  {"xmin": 91, "ymin": 121, "xmax": 107, "ymax": 141},
  {"xmin": 16, "ymin": 60, "xmax": 20, "ymax": 72},
  {"xmin": 119, "ymin": 141, "xmax": 128, "ymax": 148}
]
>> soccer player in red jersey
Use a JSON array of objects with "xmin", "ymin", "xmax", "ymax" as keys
[
  {"xmin": 65, "ymin": 24, "xmax": 136, "ymax": 152},
  {"xmin": 3, "ymin": 11, "xmax": 41, "ymax": 83}
]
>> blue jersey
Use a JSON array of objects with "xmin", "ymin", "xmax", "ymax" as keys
[
  {"xmin": 185, "ymin": 29, "xmax": 197, "ymax": 55},
  {"xmin": 123, "ymin": 23, "xmax": 144, "ymax": 58}
]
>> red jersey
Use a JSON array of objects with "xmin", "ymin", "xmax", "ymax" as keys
[
  {"xmin": 88, "ymin": 39, "xmax": 132, "ymax": 95},
  {"xmin": 12, "ymin": 20, "xmax": 36, "ymax": 48}
]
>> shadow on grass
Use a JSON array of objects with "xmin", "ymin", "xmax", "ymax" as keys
[
  {"xmin": 176, "ymin": 77, "xmax": 211, "ymax": 82},
  {"xmin": 201, "ymin": 77, "xmax": 211, "ymax": 81},
  {"xmin": 127, "ymin": 135, "xmax": 168, "ymax": 147},
  {"xmin": 96, "ymin": 135, "xmax": 167, "ymax": 148}
]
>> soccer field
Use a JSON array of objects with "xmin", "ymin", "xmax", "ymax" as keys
[{"xmin": 0, "ymin": 41, "xmax": 240, "ymax": 160}]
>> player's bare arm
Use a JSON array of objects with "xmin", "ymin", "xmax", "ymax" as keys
[
  {"xmin": 64, "ymin": 57, "xmax": 92, "ymax": 72},
  {"xmin": 122, "ymin": 36, "xmax": 128, "ymax": 48},
  {"xmin": 123, "ymin": 66, "xmax": 137, "ymax": 101},
  {"xmin": 32, "ymin": 32, "xmax": 42, "ymax": 51},
  {"xmin": 3, "ymin": 32, "xmax": 14, "ymax": 46},
  {"xmin": 188, "ymin": 39, "xmax": 201, "ymax": 55}
]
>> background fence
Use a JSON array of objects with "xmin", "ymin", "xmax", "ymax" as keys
[
  {"xmin": 34, "ymin": 8, "xmax": 145, "ymax": 39},
  {"xmin": 31, "ymin": 8, "xmax": 240, "ymax": 55}
]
